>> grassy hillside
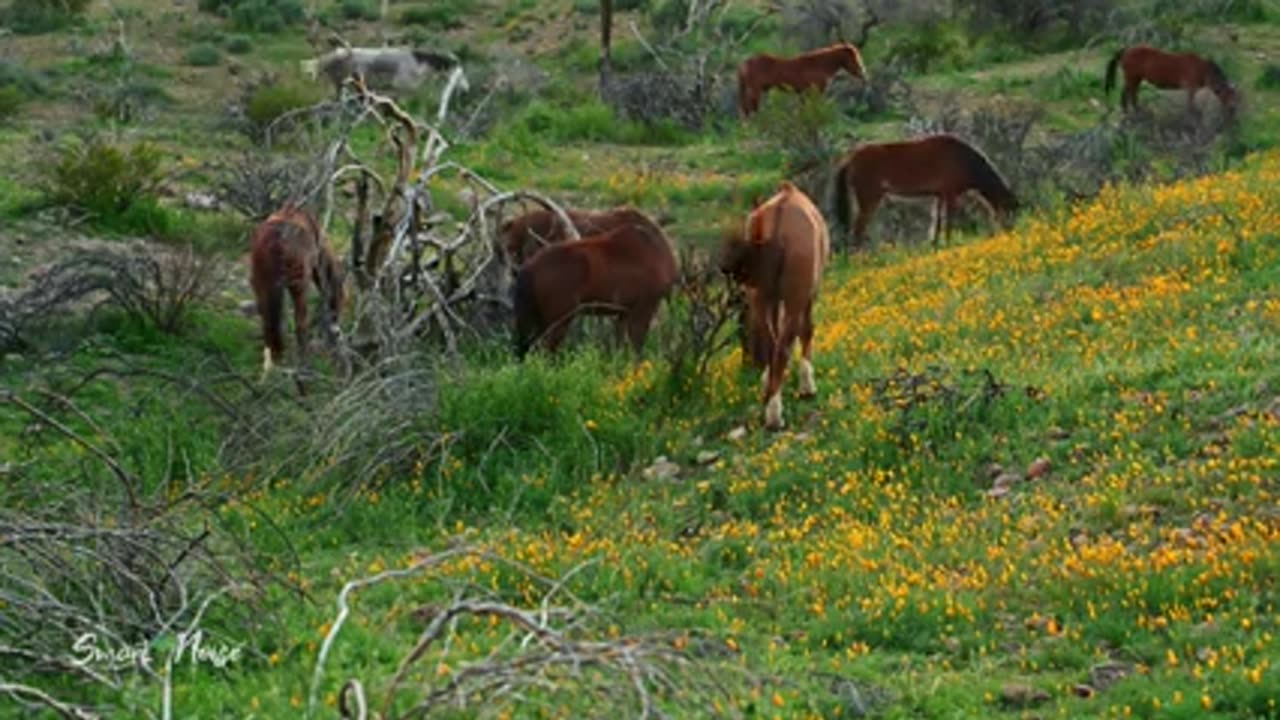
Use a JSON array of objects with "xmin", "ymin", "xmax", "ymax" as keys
[{"xmin": 3, "ymin": 0, "xmax": 1280, "ymax": 718}]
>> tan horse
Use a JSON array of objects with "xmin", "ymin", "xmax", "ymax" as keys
[
  {"xmin": 737, "ymin": 43, "xmax": 867, "ymax": 118},
  {"xmin": 248, "ymin": 205, "xmax": 345, "ymax": 380},
  {"xmin": 720, "ymin": 183, "xmax": 830, "ymax": 430},
  {"xmin": 1105, "ymin": 45, "xmax": 1240, "ymax": 117}
]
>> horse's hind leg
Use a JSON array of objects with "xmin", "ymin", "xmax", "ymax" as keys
[
  {"xmin": 763, "ymin": 315, "xmax": 797, "ymax": 431},
  {"xmin": 1123, "ymin": 78, "xmax": 1140, "ymax": 112},
  {"xmin": 853, "ymin": 188, "xmax": 882, "ymax": 248},
  {"xmin": 288, "ymin": 283, "xmax": 310, "ymax": 395},
  {"xmin": 622, "ymin": 300, "xmax": 660, "ymax": 358},
  {"xmin": 797, "ymin": 301, "xmax": 816, "ymax": 399},
  {"xmin": 257, "ymin": 282, "xmax": 285, "ymax": 380}
]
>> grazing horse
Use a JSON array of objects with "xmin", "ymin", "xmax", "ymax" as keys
[
  {"xmin": 832, "ymin": 134, "xmax": 1019, "ymax": 248},
  {"xmin": 737, "ymin": 42, "xmax": 867, "ymax": 118},
  {"xmin": 248, "ymin": 205, "xmax": 345, "ymax": 381},
  {"xmin": 1105, "ymin": 46, "xmax": 1239, "ymax": 117},
  {"xmin": 720, "ymin": 183, "xmax": 830, "ymax": 431},
  {"xmin": 500, "ymin": 206, "xmax": 665, "ymax": 266},
  {"xmin": 302, "ymin": 47, "xmax": 464, "ymax": 96},
  {"xmin": 513, "ymin": 222, "xmax": 678, "ymax": 359}
]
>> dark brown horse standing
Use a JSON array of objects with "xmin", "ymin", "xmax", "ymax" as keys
[
  {"xmin": 737, "ymin": 43, "xmax": 866, "ymax": 118},
  {"xmin": 248, "ymin": 205, "xmax": 345, "ymax": 380},
  {"xmin": 721, "ymin": 182, "xmax": 830, "ymax": 431},
  {"xmin": 500, "ymin": 206, "xmax": 665, "ymax": 266},
  {"xmin": 832, "ymin": 134, "xmax": 1019, "ymax": 248},
  {"xmin": 513, "ymin": 221, "xmax": 678, "ymax": 359},
  {"xmin": 1105, "ymin": 45, "xmax": 1240, "ymax": 116}
]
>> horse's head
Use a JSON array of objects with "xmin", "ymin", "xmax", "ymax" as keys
[
  {"xmin": 1218, "ymin": 83, "xmax": 1241, "ymax": 118},
  {"xmin": 718, "ymin": 224, "xmax": 753, "ymax": 283},
  {"xmin": 839, "ymin": 43, "xmax": 867, "ymax": 81}
]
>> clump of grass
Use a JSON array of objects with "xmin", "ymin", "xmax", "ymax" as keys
[
  {"xmin": 1257, "ymin": 62, "xmax": 1280, "ymax": 90},
  {"xmin": 399, "ymin": 0, "xmax": 464, "ymax": 29},
  {"xmin": 198, "ymin": 0, "xmax": 304, "ymax": 32},
  {"xmin": 0, "ymin": 85, "xmax": 25, "ymax": 123},
  {"xmin": 338, "ymin": 0, "xmax": 379, "ymax": 20},
  {"xmin": 245, "ymin": 81, "xmax": 322, "ymax": 134},
  {"xmin": 184, "ymin": 43, "xmax": 222, "ymax": 67},
  {"xmin": 2, "ymin": 0, "xmax": 91, "ymax": 34},
  {"xmin": 513, "ymin": 99, "xmax": 693, "ymax": 146},
  {"xmin": 224, "ymin": 34, "xmax": 253, "ymax": 55}
]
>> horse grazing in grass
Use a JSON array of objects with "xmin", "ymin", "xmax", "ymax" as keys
[
  {"xmin": 720, "ymin": 183, "xmax": 830, "ymax": 431},
  {"xmin": 249, "ymin": 205, "xmax": 345, "ymax": 382},
  {"xmin": 832, "ymin": 134, "xmax": 1018, "ymax": 248},
  {"xmin": 500, "ymin": 206, "xmax": 665, "ymax": 266},
  {"xmin": 513, "ymin": 221, "xmax": 678, "ymax": 359},
  {"xmin": 737, "ymin": 42, "xmax": 867, "ymax": 118},
  {"xmin": 1105, "ymin": 46, "xmax": 1240, "ymax": 117}
]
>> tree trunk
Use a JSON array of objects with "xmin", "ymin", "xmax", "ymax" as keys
[{"xmin": 599, "ymin": 0, "xmax": 613, "ymax": 95}]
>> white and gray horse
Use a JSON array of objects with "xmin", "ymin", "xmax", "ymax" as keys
[{"xmin": 302, "ymin": 47, "xmax": 468, "ymax": 96}]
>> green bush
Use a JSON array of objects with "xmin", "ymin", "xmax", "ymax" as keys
[
  {"xmin": 44, "ymin": 137, "xmax": 165, "ymax": 220},
  {"xmin": 0, "ymin": 59, "xmax": 49, "ymax": 96},
  {"xmin": 224, "ymin": 34, "xmax": 253, "ymax": 54},
  {"xmin": 751, "ymin": 88, "xmax": 837, "ymax": 171},
  {"xmin": 2, "ymin": 0, "xmax": 92, "ymax": 34},
  {"xmin": 512, "ymin": 99, "xmax": 692, "ymax": 146},
  {"xmin": 198, "ymin": 0, "xmax": 304, "ymax": 32},
  {"xmin": 399, "ymin": 0, "xmax": 463, "ymax": 29},
  {"xmin": 0, "ymin": 85, "xmax": 24, "ymax": 123},
  {"xmin": 184, "ymin": 43, "xmax": 222, "ymax": 67},
  {"xmin": 885, "ymin": 21, "xmax": 970, "ymax": 73},
  {"xmin": 245, "ymin": 81, "xmax": 322, "ymax": 132},
  {"xmin": 1258, "ymin": 63, "xmax": 1280, "ymax": 90},
  {"xmin": 338, "ymin": 0, "xmax": 378, "ymax": 20}
]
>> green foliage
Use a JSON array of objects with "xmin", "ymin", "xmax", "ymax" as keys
[
  {"xmin": 1258, "ymin": 62, "xmax": 1280, "ymax": 90},
  {"xmin": 43, "ymin": 137, "xmax": 165, "ymax": 221},
  {"xmin": 750, "ymin": 88, "xmax": 837, "ymax": 170},
  {"xmin": 338, "ymin": 0, "xmax": 378, "ymax": 20},
  {"xmin": 511, "ymin": 99, "xmax": 692, "ymax": 146},
  {"xmin": 883, "ymin": 20, "xmax": 970, "ymax": 73},
  {"xmin": 0, "ymin": 59, "xmax": 49, "ymax": 96},
  {"xmin": 224, "ymin": 34, "xmax": 253, "ymax": 54},
  {"xmin": 399, "ymin": 0, "xmax": 464, "ymax": 29},
  {"xmin": 245, "ymin": 81, "xmax": 322, "ymax": 132},
  {"xmin": 184, "ymin": 43, "xmax": 222, "ymax": 67},
  {"xmin": 1, "ymin": 0, "xmax": 91, "ymax": 34},
  {"xmin": 198, "ymin": 0, "xmax": 304, "ymax": 32},
  {"xmin": 0, "ymin": 85, "xmax": 24, "ymax": 123}
]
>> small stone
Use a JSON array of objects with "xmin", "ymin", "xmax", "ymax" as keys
[
  {"xmin": 727, "ymin": 426, "xmax": 747, "ymax": 442},
  {"xmin": 1047, "ymin": 426, "xmax": 1070, "ymax": 440},
  {"xmin": 1000, "ymin": 683, "xmax": 1050, "ymax": 708},
  {"xmin": 1026, "ymin": 456, "xmax": 1052, "ymax": 480},
  {"xmin": 641, "ymin": 456, "xmax": 680, "ymax": 482},
  {"xmin": 992, "ymin": 471, "xmax": 1024, "ymax": 490},
  {"xmin": 986, "ymin": 485, "xmax": 1011, "ymax": 499},
  {"xmin": 185, "ymin": 191, "xmax": 220, "ymax": 211},
  {"xmin": 695, "ymin": 450, "xmax": 720, "ymax": 466},
  {"xmin": 982, "ymin": 462, "xmax": 1005, "ymax": 480},
  {"xmin": 238, "ymin": 300, "xmax": 258, "ymax": 317}
]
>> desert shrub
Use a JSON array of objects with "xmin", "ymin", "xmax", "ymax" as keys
[
  {"xmin": 90, "ymin": 76, "xmax": 171, "ymax": 124},
  {"xmin": 513, "ymin": 99, "xmax": 692, "ymax": 145},
  {"xmin": 338, "ymin": 0, "xmax": 378, "ymax": 20},
  {"xmin": 43, "ymin": 137, "xmax": 166, "ymax": 220},
  {"xmin": 244, "ymin": 81, "xmax": 323, "ymax": 134},
  {"xmin": 840, "ymin": 58, "xmax": 913, "ymax": 120},
  {"xmin": 1258, "ymin": 63, "xmax": 1280, "ymax": 90},
  {"xmin": 0, "ymin": 59, "xmax": 49, "ymax": 96},
  {"xmin": 603, "ymin": 70, "xmax": 723, "ymax": 131},
  {"xmin": 956, "ymin": 0, "xmax": 1112, "ymax": 50},
  {"xmin": 2, "ymin": 0, "xmax": 92, "ymax": 34},
  {"xmin": 883, "ymin": 20, "xmax": 970, "ymax": 72},
  {"xmin": 399, "ymin": 0, "xmax": 464, "ymax": 29},
  {"xmin": 0, "ymin": 85, "xmax": 24, "ymax": 122},
  {"xmin": 185, "ymin": 42, "xmax": 222, "ymax": 67},
  {"xmin": 224, "ymin": 34, "xmax": 254, "ymax": 54},
  {"xmin": 198, "ymin": 0, "xmax": 304, "ymax": 32},
  {"xmin": 752, "ymin": 88, "xmax": 838, "ymax": 172}
]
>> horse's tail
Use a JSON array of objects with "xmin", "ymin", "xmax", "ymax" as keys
[
  {"xmin": 512, "ymin": 267, "xmax": 540, "ymax": 360},
  {"xmin": 831, "ymin": 155, "xmax": 853, "ymax": 233},
  {"xmin": 1104, "ymin": 48, "xmax": 1125, "ymax": 97}
]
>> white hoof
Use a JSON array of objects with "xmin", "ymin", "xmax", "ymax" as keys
[
  {"xmin": 798, "ymin": 358, "xmax": 816, "ymax": 397},
  {"xmin": 764, "ymin": 392, "xmax": 784, "ymax": 431},
  {"xmin": 261, "ymin": 347, "xmax": 274, "ymax": 381},
  {"xmin": 760, "ymin": 368, "xmax": 769, "ymax": 394}
]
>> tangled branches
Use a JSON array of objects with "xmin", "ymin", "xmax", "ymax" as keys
[
  {"xmin": 312, "ymin": 543, "xmax": 754, "ymax": 720},
  {"xmin": 0, "ymin": 243, "xmax": 223, "ymax": 350}
]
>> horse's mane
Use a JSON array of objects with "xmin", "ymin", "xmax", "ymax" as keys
[
  {"xmin": 946, "ymin": 135, "xmax": 1017, "ymax": 212},
  {"xmin": 412, "ymin": 50, "xmax": 458, "ymax": 71}
]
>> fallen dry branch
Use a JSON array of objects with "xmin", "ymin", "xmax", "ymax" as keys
[{"xmin": 313, "ymin": 543, "xmax": 754, "ymax": 720}]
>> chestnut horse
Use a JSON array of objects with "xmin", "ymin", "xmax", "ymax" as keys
[
  {"xmin": 500, "ymin": 206, "xmax": 664, "ymax": 266},
  {"xmin": 737, "ymin": 42, "xmax": 866, "ymax": 118},
  {"xmin": 1105, "ymin": 45, "xmax": 1239, "ymax": 117},
  {"xmin": 832, "ymin": 134, "xmax": 1018, "ymax": 248},
  {"xmin": 513, "ymin": 222, "xmax": 678, "ymax": 359},
  {"xmin": 248, "ymin": 205, "xmax": 345, "ymax": 380},
  {"xmin": 720, "ymin": 183, "xmax": 830, "ymax": 431}
]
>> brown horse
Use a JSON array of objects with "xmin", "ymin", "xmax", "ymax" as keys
[
  {"xmin": 832, "ymin": 134, "xmax": 1019, "ymax": 248},
  {"xmin": 500, "ymin": 206, "xmax": 665, "ymax": 266},
  {"xmin": 248, "ymin": 205, "xmax": 345, "ymax": 380},
  {"xmin": 737, "ymin": 42, "xmax": 867, "ymax": 118},
  {"xmin": 1105, "ymin": 46, "xmax": 1239, "ymax": 117},
  {"xmin": 513, "ymin": 222, "xmax": 678, "ymax": 359},
  {"xmin": 720, "ymin": 183, "xmax": 830, "ymax": 431}
]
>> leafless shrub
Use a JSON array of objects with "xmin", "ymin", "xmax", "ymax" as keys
[
  {"xmin": 211, "ymin": 151, "xmax": 318, "ymax": 221},
  {"xmin": 653, "ymin": 247, "xmax": 744, "ymax": 400},
  {"xmin": 312, "ymin": 543, "xmax": 757, "ymax": 720},
  {"xmin": 0, "ymin": 244, "xmax": 224, "ymax": 350},
  {"xmin": 603, "ymin": 70, "xmax": 717, "ymax": 130},
  {"xmin": 0, "ymin": 377, "xmax": 275, "ymax": 719},
  {"xmin": 835, "ymin": 58, "xmax": 914, "ymax": 119},
  {"xmin": 780, "ymin": 0, "xmax": 884, "ymax": 50}
]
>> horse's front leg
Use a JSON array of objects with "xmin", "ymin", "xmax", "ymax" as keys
[
  {"xmin": 290, "ymin": 284, "xmax": 309, "ymax": 364},
  {"xmin": 797, "ymin": 301, "xmax": 816, "ymax": 399}
]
